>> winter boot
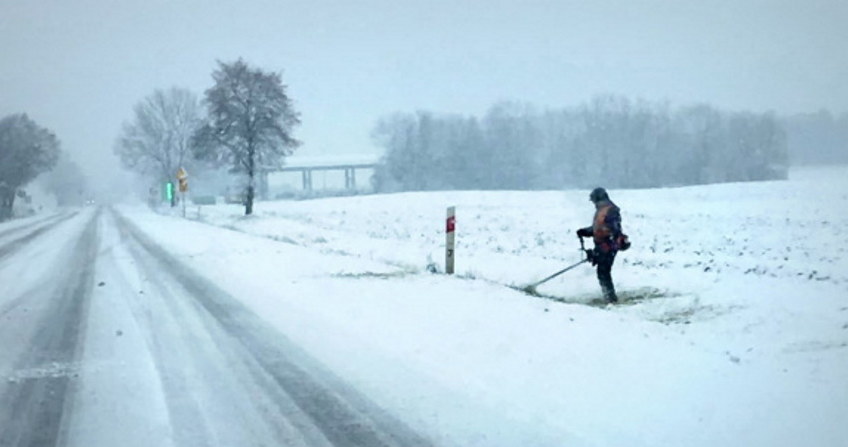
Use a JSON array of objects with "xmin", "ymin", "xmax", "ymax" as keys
[{"xmin": 602, "ymin": 286, "xmax": 618, "ymax": 304}]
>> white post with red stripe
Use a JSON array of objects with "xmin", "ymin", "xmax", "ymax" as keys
[{"xmin": 446, "ymin": 206, "xmax": 456, "ymax": 274}]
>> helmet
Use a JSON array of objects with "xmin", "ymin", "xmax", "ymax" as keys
[{"xmin": 589, "ymin": 187, "xmax": 609, "ymax": 203}]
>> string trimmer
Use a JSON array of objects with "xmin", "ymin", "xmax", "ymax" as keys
[{"xmin": 521, "ymin": 236, "xmax": 591, "ymax": 295}]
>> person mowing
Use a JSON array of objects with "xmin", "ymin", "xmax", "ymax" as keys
[{"xmin": 577, "ymin": 187, "xmax": 628, "ymax": 303}]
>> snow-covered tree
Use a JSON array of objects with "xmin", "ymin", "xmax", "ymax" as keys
[
  {"xmin": 0, "ymin": 114, "xmax": 60, "ymax": 220},
  {"xmin": 193, "ymin": 59, "xmax": 300, "ymax": 215}
]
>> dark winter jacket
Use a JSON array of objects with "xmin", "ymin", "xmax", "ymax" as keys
[{"xmin": 580, "ymin": 199, "xmax": 622, "ymax": 253}]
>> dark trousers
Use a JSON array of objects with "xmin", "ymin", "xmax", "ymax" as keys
[{"xmin": 595, "ymin": 250, "xmax": 617, "ymax": 301}]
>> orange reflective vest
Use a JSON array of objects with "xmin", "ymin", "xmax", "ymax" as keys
[{"xmin": 591, "ymin": 200, "xmax": 621, "ymax": 253}]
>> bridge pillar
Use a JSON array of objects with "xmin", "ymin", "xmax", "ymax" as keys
[
  {"xmin": 302, "ymin": 169, "xmax": 313, "ymax": 191},
  {"xmin": 343, "ymin": 168, "xmax": 358, "ymax": 190}
]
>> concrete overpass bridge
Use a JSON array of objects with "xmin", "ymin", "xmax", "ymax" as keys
[{"xmin": 265, "ymin": 154, "xmax": 380, "ymax": 193}]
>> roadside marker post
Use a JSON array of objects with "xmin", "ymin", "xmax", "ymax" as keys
[{"xmin": 446, "ymin": 206, "xmax": 456, "ymax": 274}]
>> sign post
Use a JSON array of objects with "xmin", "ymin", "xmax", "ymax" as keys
[
  {"xmin": 446, "ymin": 206, "xmax": 456, "ymax": 274},
  {"xmin": 176, "ymin": 167, "xmax": 188, "ymax": 218}
]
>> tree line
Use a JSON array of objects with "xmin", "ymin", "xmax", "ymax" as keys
[{"xmin": 371, "ymin": 95, "xmax": 790, "ymax": 192}]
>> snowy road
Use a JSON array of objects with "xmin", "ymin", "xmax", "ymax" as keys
[{"xmin": 0, "ymin": 208, "xmax": 432, "ymax": 447}]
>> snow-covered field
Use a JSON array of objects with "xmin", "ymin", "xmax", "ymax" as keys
[{"xmin": 119, "ymin": 165, "xmax": 848, "ymax": 446}]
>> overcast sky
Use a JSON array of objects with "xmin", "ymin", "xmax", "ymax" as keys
[{"xmin": 2, "ymin": 0, "xmax": 846, "ymax": 183}]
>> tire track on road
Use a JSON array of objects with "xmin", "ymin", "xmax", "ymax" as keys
[
  {"xmin": 0, "ymin": 213, "xmax": 62, "ymax": 239},
  {"xmin": 0, "ymin": 211, "xmax": 82, "ymax": 319},
  {"xmin": 0, "ymin": 211, "xmax": 78, "ymax": 262},
  {"xmin": 112, "ymin": 209, "xmax": 432, "ymax": 447},
  {"xmin": 0, "ymin": 211, "xmax": 98, "ymax": 447}
]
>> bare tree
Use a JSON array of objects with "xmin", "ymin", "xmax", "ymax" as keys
[
  {"xmin": 114, "ymin": 87, "xmax": 201, "ymax": 195},
  {"xmin": 194, "ymin": 59, "xmax": 300, "ymax": 215},
  {"xmin": 0, "ymin": 114, "xmax": 60, "ymax": 220}
]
